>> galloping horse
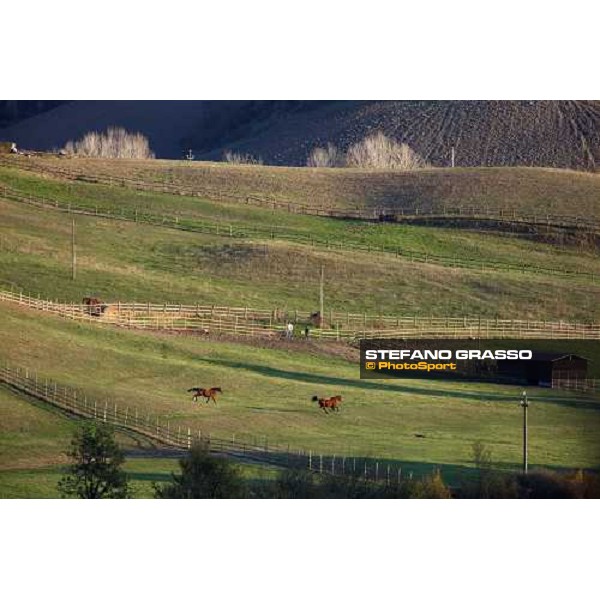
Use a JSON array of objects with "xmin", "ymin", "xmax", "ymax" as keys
[
  {"xmin": 312, "ymin": 395, "xmax": 343, "ymax": 414},
  {"xmin": 188, "ymin": 387, "xmax": 222, "ymax": 405}
]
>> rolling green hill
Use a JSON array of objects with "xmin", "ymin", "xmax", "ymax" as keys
[
  {"xmin": 5, "ymin": 156, "xmax": 600, "ymax": 218},
  {"xmin": 2, "ymin": 301, "xmax": 599, "ymax": 478},
  {"xmin": 1, "ymin": 171, "xmax": 599, "ymax": 320},
  {"xmin": 1, "ymin": 157, "xmax": 599, "ymax": 498}
]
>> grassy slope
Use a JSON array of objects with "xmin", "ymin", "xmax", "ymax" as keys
[
  {"xmin": 2, "ymin": 302, "xmax": 599, "ymax": 478},
  {"xmin": 3, "ymin": 166, "xmax": 599, "ymax": 267},
  {"xmin": 0, "ymin": 385, "xmax": 165, "ymax": 497},
  {"xmin": 0, "ymin": 385, "xmax": 279, "ymax": 498},
  {"xmin": 1, "ymin": 178, "xmax": 599, "ymax": 320},
  {"xmin": 7, "ymin": 156, "xmax": 600, "ymax": 216}
]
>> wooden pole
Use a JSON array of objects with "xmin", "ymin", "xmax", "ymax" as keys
[
  {"xmin": 71, "ymin": 218, "xmax": 76, "ymax": 280},
  {"xmin": 319, "ymin": 264, "xmax": 324, "ymax": 328}
]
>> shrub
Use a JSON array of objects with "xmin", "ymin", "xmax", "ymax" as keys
[
  {"xmin": 406, "ymin": 469, "xmax": 452, "ymax": 498},
  {"xmin": 223, "ymin": 150, "xmax": 263, "ymax": 165},
  {"xmin": 154, "ymin": 442, "xmax": 245, "ymax": 499},
  {"xmin": 459, "ymin": 441, "xmax": 518, "ymax": 499},
  {"xmin": 306, "ymin": 143, "xmax": 344, "ymax": 167},
  {"xmin": 345, "ymin": 132, "xmax": 427, "ymax": 170},
  {"xmin": 63, "ymin": 127, "xmax": 155, "ymax": 159},
  {"xmin": 517, "ymin": 470, "xmax": 582, "ymax": 499}
]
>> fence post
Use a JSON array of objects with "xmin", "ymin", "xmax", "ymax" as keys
[
  {"xmin": 187, "ymin": 427, "xmax": 191, "ymax": 449},
  {"xmin": 103, "ymin": 401, "xmax": 108, "ymax": 423}
]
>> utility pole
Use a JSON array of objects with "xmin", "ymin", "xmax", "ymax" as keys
[
  {"xmin": 520, "ymin": 390, "xmax": 529, "ymax": 474},
  {"xmin": 319, "ymin": 265, "xmax": 324, "ymax": 328},
  {"xmin": 451, "ymin": 146, "xmax": 456, "ymax": 168},
  {"xmin": 71, "ymin": 218, "xmax": 76, "ymax": 280}
]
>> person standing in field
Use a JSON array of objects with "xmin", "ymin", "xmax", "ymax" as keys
[{"xmin": 286, "ymin": 322, "xmax": 294, "ymax": 339}]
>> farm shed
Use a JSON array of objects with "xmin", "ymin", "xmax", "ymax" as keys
[{"xmin": 498, "ymin": 352, "xmax": 588, "ymax": 386}]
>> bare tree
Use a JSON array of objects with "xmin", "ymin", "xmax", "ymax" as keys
[
  {"xmin": 223, "ymin": 150, "xmax": 263, "ymax": 165},
  {"xmin": 63, "ymin": 127, "xmax": 155, "ymax": 159},
  {"xmin": 307, "ymin": 143, "xmax": 344, "ymax": 167},
  {"xmin": 345, "ymin": 132, "xmax": 428, "ymax": 170}
]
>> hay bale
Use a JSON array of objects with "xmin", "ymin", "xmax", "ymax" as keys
[{"xmin": 0, "ymin": 141, "xmax": 15, "ymax": 154}]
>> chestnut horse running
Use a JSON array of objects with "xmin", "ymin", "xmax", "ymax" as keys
[
  {"xmin": 312, "ymin": 395, "xmax": 343, "ymax": 414},
  {"xmin": 188, "ymin": 387, "xmax": 223, "ymax": 405}
]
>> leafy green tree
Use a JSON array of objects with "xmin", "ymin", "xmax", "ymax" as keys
[
  {"xmin": 58, "ymin": 422, "xmax": 129, "ymax": 499},
  {"xmin": 154, "ymin": 443, "xmax": 245, "ymax": 499}
]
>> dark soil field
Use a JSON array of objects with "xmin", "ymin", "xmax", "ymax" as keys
[{"xmin": 3, "ymin": 101, "xmax": 600, "ymax": 170}]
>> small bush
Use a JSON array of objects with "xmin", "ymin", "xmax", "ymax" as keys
[
  {"xmin": 406, "ymin": 469, "xmax": 452, "ymax": 498},
  {"xmin": 154, "ymin": 442, "xmax": 245, "ymax": 499},
  {"xmin": 63, "ymin": 127, "xmax": 155, "ymax": 159},
  {"xmin": 345, "ymin": 132, "xmax": 428, "ymax": 170},
  {"xmin": 223, "ymin": 150, "xmax": 263, "ymax": 165},
  {"xmin": 306, "ymin": 143, "xmax": 344, "ymax": 167}
]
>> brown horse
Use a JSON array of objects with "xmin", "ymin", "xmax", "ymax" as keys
[
  {"xmin": 312, "ymin": 395, "xmax": 343, "ymax": 414},
  {"xmin": 82, "ymin": 297, "xmax": 107, "ymax": 317},
  {"xmin": 188, "ymin": 387, "xmax": 222, "ymax": 405}
]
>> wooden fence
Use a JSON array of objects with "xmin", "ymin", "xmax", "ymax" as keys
[
  {"xmin": 2, "ymin": 288, "xmax": 600, "ymax": 340},
  {"xmin": 551, "ymin": 377, "xmax": 600, "ymax": 394},
  {"xmin": 1, "ymin": 183, "xmax": 598, "ymax": 282},
  {"xmin": 2, "ymin": 155, "xmax": 599, "ymax": 232},
  {"xmin": 0, "ymin": 362, "xmax": 409, "ymax": 483}
]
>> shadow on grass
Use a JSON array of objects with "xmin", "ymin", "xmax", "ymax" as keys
[
  {"xmin": 126, "ymin": 471, "xmax": 173, "ymax": 483},
  {"xmin": 201, "ymin": 358, "xmax": 600, "ymax": 410}
]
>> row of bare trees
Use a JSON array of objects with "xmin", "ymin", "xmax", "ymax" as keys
[
  {"xmin": 63, "ymin": 127, "xmax": 155, "ymax": 159},
  {"xmin": 60, "ymin": 127, "xmax": 423, "ymax": 169},
  {"xmin": 307, "ymin": 132, "xmax": 428, "ymax": 170}
]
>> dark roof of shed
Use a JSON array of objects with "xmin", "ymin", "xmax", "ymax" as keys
[{"xmin": 530, "ymin": 352, "xmax": 587, "ymax": 362}]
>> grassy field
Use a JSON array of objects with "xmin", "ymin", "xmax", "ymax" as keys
[
  {"xmin": 4, "ymin": 156, "xmax": 600, "ymax": 217},
  {"xmin": 1, "ymin": 158, "xmax": 599, "ymax": 498},
  {"xmin": 3, "ymin": 165, "xmax": 600, "ymax": 259},
  {"xmin": 0, "ymin": 385, "xmax": 281, "ymax": 498},
  {"xmin": 0, "ymin": 384, "xmax": 164, "ymax": 498},
  {"xmin": 1, "ymin": 302, "xmax": 599, "ymax": 482},
  {"xmin": 1, "ymin": 172, "xmax": 599, "ymax": 320}
]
